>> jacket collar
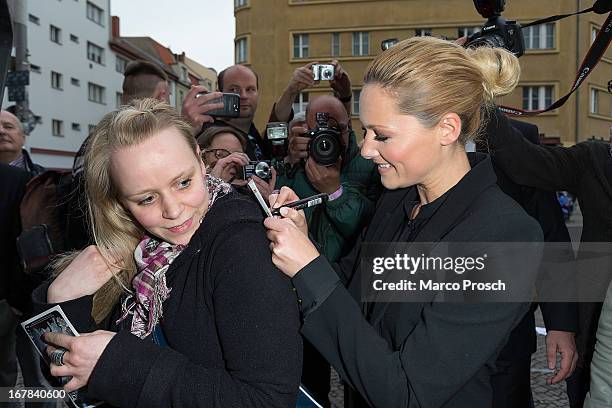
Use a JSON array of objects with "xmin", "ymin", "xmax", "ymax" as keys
[{"xmin": 412, "ymin": 152, "xmax": 497, "ymax": 242}]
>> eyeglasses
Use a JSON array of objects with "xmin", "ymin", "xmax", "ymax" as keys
[{"xmin": 202, "ymin": 148, "xmax": 231, "ymax": 160}]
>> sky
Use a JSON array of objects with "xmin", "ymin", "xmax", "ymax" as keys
[{"xmin": 110, "ymin": 0, "xmax": 235, "ymax": 72}]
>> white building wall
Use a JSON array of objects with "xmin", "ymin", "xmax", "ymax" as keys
[{"xmin": 8, "ymin": 0, "xmax": 123, "ymax": 169}]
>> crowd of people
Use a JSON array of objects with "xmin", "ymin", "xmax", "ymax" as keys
[{"xmin": 1, "ymin": 34, "xmax": 611, "ymax": 408}]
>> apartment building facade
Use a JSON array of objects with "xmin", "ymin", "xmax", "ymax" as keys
[
  {"xmin": 235, "ymin": 0, "xmax": 611, "ymax": 145},
  {"xmin": 7, "ymin": 0, "xmax": 123, "ymax": 169}
]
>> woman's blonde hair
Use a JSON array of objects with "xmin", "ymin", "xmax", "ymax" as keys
[
  {"xmin": 55, "ymin": 98, "xmax": 197, "ymax": 323},
  {"xmin": 364, "ymin": 36, "xmax": 520, "ymax": 144}
]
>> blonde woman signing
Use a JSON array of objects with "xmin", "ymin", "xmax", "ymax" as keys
[
  {"xmin": 265, "ymin": 37, "xmax": 543, "ymax": 407},
  {"xmin": 32, "ymin": 100, "xmax": 302, "ymax": 407}
]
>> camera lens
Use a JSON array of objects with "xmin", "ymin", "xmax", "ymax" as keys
[
  {"xmin": 323, "ymin": 69, "xmax": 333, "ymax": 79},
  {"xmin": 255, "ymin": 161, "xmax": 271, "ymax": 179},
  {"xmin": 310, "ymin": 131, "xmax": 341, "ymax": 166}
]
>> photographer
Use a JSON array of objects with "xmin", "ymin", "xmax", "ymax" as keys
[
  {"xmin": 272, "ymin": 60, "xmax": 353, "ymax": 122},
  {"xmin": 277, "ymin": 95, "xmax": 380, "ymax": 262},
  {"xmin": 198, "ymin": 125, "xmax": 277, "ymax": 203},
  {"xmin": 183, "ymin": 65, "xmax": 269, "ymax": 160},
  {"xmin": 486, "ymin": 110, "xmax": 612, "ymax": 407},
  {"xmin": 275, "ymin": 95, "xmax": 380, "ymax": 407}
]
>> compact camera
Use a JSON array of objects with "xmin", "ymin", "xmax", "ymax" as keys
[
  {"xmin": 195, "ymin": 92, "xmax": 240, "ymax": 118},
  {"xmin": 267, "ymin": 122, "xmax": 289, "ymax": 159},
  {"xmin": 312, "ymin": 64, "xmax": 335, "ymax": 81},
  {"xmin": 305, "ymin": 112, "xmax": 343, "ymax": 166},
  {"xmin": 241, "ymin": 160, "xmax": 272, "ymax": 181},
  {"xmin": 465, "ymin": 0, "xmax": 525, "ymax": 57}
]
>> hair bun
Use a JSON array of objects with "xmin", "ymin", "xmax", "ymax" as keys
[{"xmin": 468, "ymin": 47, "xmax": 521, "ymax": 102}]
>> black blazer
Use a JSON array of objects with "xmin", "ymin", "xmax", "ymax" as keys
[{"xmin": 292, "ymin": 154, "xmax": 543, "ymax": 407}]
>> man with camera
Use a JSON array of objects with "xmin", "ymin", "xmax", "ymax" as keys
[
  {"xmin": 275, "ymin": 95, "xmax": 381, "ymax": 407},
  {"xmin": 272, "ymin": 60, "xmax": 354, "ymax": 123},
  {"xmin": 182, "ymin": 64, "xmax": 270, "ymax": 160}
]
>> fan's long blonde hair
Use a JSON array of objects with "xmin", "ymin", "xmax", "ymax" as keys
[{"xmin": 54, "ymin": 98, "xmax": 198, "ymax": 323}]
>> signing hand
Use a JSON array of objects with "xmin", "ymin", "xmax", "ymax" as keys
[
  {"xmin": 268, "ymin": 186, "xmax": 309, "ymax": 237},
  {"xmin": 305, "ymin": 157, "xmax": 342, "ymax": 195},
  {"xmin": 264, "ymin": 188, "xmax": 318, "ymax": 277},
  {"xmin": 545, "ymin": 330, "xmax": 578, "ymax": 384},
  {"xmin": 45, "ymin": 330, "xmax": 116, "ymax": 392},
  {"xmin": 181, "ymin": 86, "xmax": 224, "ymax": 132},
  {"xmin": 48, "ymin": 246, "xmax": 119, "ymax": 304}
]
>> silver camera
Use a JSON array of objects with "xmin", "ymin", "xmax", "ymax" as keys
[{"xmin": 312, "ymin": 64, "xmax": 335, "ymax": 81}]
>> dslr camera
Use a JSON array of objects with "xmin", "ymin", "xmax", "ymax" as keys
[
  {"xmin": 465, "ymin": 0, "xmax": 525, "ymax": 57},
  {"xmin": 241, "ymin": 160, "xmax": 273, "ymax": 181},
  {"xmin": 312, "ymin": 64, "xmax": 335, "ymax": 81},
  {"xmin": 305, "ymin": 112, "xmax": 343, "ymax": 166}
]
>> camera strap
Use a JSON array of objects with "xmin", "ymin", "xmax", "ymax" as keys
[
  {"xmin": 520, "ymin": 0, "xmax": 610, "ymax": 29},
  {"xmin": 498, "ymin": 10, "xmax": 611, "ymax": 116}
]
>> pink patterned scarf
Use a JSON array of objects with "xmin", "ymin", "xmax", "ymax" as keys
[{"xmin": 117, "ymin": 175, "xmax": 231, "ymax": 338}]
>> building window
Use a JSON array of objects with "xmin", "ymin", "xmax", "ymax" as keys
[
  {"xmin": 71, "ymin": 77, "xmax": 80, "ymax": 86},
  {"xmin": 458, "ymin": 27, "xmax": 480, "ymax": 38},
  {"xmin": 234, "ymin": 0, "xmax": 247, "ymax": 7},
  {"xmin": 28, "ymin": 14, "xmax": 40, "ymax": 25},
  {"xmin": 293, "ymin": 34, "xmax": 309, "ymax": 59},
  {"xmin": 590, "ymin": 88, "xmax": 599, "ymax": 114},
  {"xmin": 592, "ymin": 26, "xmax": 600, "ymax": 44},
  {"xmin": 51, "ymin": 71, "xmax": 63, "ymax": 90},
  {"xmin": 30, "ymin": 64, "xmax": 41, "ymax": 73},
  {"xmin": 235, "ymin": 38, "xmax": 247, "ymax": 63},
  {"xmin": 352, "ymin": 90, "xmax": 361, "ymax": 115},
  {"xmin": 181, "ymin": 67, "xmax": 188, "ymax": 82},
  {"xmin": 292, "ymin": 92, "xmax": 308, "ymax": 114},
  {"xmin": 88, "ymin": 82, "xmax": 105, "ymax": 104},
  {"xmin": 331, "ymin": 33, "xmax": 341, "ymax": 57},
  {"xmin": 70, "ymin": 34, "xmax": 79, "ymax": 43},
  {"xmin": 52, "ymin": 119, "xmax": 64, "ymax": 136},
  {"xmin": 522, "ymin": 86, "xmax": 554, "ymax": 111},
  {"xmin": 524, "ymin": 23, "xmax": 555, "ymax": 50},
  {"xmin": 87, "ymin": 41, "xmax": 104, "ymax": 64},
  {"xmin": 115, "ymin": 56, "xmax": 128, "ymax": 73},
  {"xmin": 352, "ymin": 32, "xmax": 369, "ymax": 56},
  {"xmin": 86, "ymin": 1, "xmax": 104, "ymax": 26},
  {"xmin": 72, "ymin": 123, "xmax": 81, "ymax": 131},
  {"xmin": 50, "ymin": 25, "xmax": 61, "ymax": 44},
  {"xmin": 116, "ymin": 92, "xmax": 123, "ymax": 108},
  {"xmin": 415, "ymin": 28, "xmax": 432, "ymax": 37}
]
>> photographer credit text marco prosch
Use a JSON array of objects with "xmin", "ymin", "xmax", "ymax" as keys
[{"xmin": 372, "ymin": 279, "xmax": 507, "ymax": 293}]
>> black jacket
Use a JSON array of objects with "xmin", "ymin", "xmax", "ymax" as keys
[
  {"xmin": 33, "ymin": 191, "xmax": 302, "ymax": 408},
  {"xmin": 291, "ymin": 153, "xmax": 543, "ymax": 408},
  {"xmin": 0, "ymin": 163, "xmax": 30, "ymax": 308},
  {"xmin": 487, "ymin": 110, "xmax": 612, "ymax": 366},
  {"xmin": 483, "ymin": 119, "xmax": 577, "ymax": 361}
]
